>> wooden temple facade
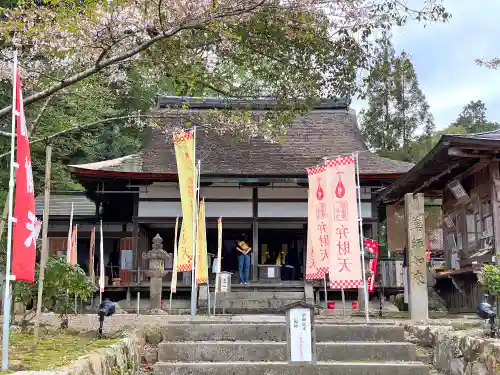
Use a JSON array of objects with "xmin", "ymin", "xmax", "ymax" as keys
[
  {"xmin": 378, "ymin": 130, "xmax": 500, "ymax": 313},
  {"xmin": 41, "ymin": 97, "xmax": 414, "ymax": 299}
]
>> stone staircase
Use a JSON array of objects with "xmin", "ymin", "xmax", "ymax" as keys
[
  {"xmin": 153, "ymin": 321, "xmax": 429, "ymax": 375},
  {"xmin": 199, "ymin": 288, "xmax": 305, "ymax": 314}
]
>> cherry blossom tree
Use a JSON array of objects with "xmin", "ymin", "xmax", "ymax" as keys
[{"xmin": 0, "ymin": 0, "xmax": 449, "ymax": 121}]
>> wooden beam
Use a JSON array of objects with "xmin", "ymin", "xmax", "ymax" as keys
[
  {"xmin": 448, "ymin": 147, "xmax": 491, "ymax": 158},
  {"xmin": 453, "ymin": 160, "xmax": 491, "ymax": 182}
]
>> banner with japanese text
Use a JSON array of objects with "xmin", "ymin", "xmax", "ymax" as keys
[
  {"xmin": 365, "ymin": 239, "xmax": 379, "ymax": 293},
  {"xmin": 69, "ymin": 224, "xmax": 77, "ymax": 266},
  {"xmin": 171, "ymin": 216, "xmax": 180, "ymax": 293},
  {"xmin": 89, "ymin": 227, "xmax": 95, "ymax": 284},
  {"xmin": 305, "ymin": 164, "xmax": 331, "ymax": 279},
  {"xmin": 215, "ymin": 218, "xmax": 222, "ymax": 291},
  {"xmin": 11, "ymin": 69, "xmax": 36, "ymax": 283},
  {"xmin": 327, "ymin": 156, "xmax": 363, "ymax": 289},
  {"xmin": 173, "ymin": 131, "xmax": 196, "ymax": 272},
  {"xmin": 196, "ymin": 199, "xmax": 208, "ymax": 284}
]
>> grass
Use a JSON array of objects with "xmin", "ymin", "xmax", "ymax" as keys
[{"xmin": 0, "ymin": 329, "xmax": 119, "ymax": 373}]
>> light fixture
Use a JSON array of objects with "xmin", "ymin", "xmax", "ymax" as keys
[
  {"xmin": 97, "ymin": 299, "xmax": 116, "ymax": 339},
  {"xmin": 477, "ymin": 295, "xmax": 497, "ymax": 338}
]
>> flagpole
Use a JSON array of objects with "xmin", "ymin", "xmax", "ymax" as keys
[
  {"xmin": 355, "ymin": 152, "xmax": 370, "ymax": 323},
  {"xmin": 32, "ymin": 145, "xmax": 52, "ymax": 350},
  {"xmin": 2, "ymin": 50, "xmax": 18, "ymax": 371},
  {"xmin": 190, "ymin": 127, "xmax": 197, "ymax": 317},
  {"xmin": 193, "ymin": 161, "xmax": 201, "ymax": 314}
]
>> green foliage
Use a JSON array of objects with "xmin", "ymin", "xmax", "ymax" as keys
[
  {"xmin": 11, "ymin": 255, "xmax": 96, "ymax": 328},
  {"xmin": 360, "ymin": 32, "xmax": 434, "ymax": 155},
  {"xmin": 397, "ymin": 101, "xmax": 500, "ymax": 163},
  {"xmin": 478, "ymin": 264, "xmax": 500, "ymax": 297},
  {"xmin": 451, "ymin": 100, "xmax": 499, "ymax": 134}
]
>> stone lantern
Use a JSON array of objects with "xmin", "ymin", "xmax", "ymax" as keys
[
  {"xmin": 357, "ymin": 258, "xmax": 374, "ymax": 311},
  {"xmin": 142, "ymin": 234, "xmax": 171, "ymax": 311}
]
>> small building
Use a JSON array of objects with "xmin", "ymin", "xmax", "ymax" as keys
[
  {"xmin": 53, "ymin": 97, "xmax": 412, "ymax": 301},
  {"xmin": 378, "ymin": 130, "xmax": 500, "ymax": 313}
]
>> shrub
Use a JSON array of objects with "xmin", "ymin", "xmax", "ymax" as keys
[
  {"xmin": 11, "ymin": 255, "xmax": 96, "ymax": 329},
  {"xmin": 478, "ymin": 264, "xmax": 500, "ymax": 297}
]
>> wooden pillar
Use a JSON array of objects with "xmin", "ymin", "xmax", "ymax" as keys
[
  {"xmin": 404, "ymin": 193, "xmax": 428, "ymax": 321},
  {"xmin": 132, "ymin": 193, "xmax": 139, "ymax": 271},
  {"xmin": 252, "ymin": 188, "xmax": 259, "ymax": 281},
  {"xmin": 489, "ymin": 163, "xmax": 500, "ymax": 262},
  {"xmin": 303, "ymin": 223, "xmax": 307, "ymax": 279},
  {"xmin": 489, "ymin": 163, "xmax": 500, "ymax": 316}
]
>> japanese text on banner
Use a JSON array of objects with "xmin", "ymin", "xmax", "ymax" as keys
[
  {"xmin": 215, "ymin": 218, "xmax": 222, "ymax": 292},
  {"xmin": 12, "ymin": 70, "xmax": 36, "ymax": 283},
  {"xmin": 173, "ymin": 131, "xmax": 196, "ymax": 273},
  {"xmin": 196, "ymin": 199, "xmax": 208, "ymax": 284},
  {"xmin": 327, "ymin": 156, "xmax": 363, "ymax": 290},
  {"xmin": 305, "ymin": 165, "xmax": 331, "ymax": 279}
]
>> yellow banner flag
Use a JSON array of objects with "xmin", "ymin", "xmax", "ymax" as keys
[
  {"xmin": 171, "ymin": 216, "xmax": 180, "ymax": 293},
  {"xmin": 215, "ymin": 217, "xmax": 222, "ymax": 292},
  {"xmin": 196, "ymin": 199, "xmax": 208, "ymax": 284},
  {"xmin": 173, "ymin": 131, "xmax": 196, "ymax": 272}
]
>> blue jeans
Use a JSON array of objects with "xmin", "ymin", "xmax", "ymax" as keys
[{"xmin": 238, "ymin": 254, "xmax": 251, "ymax": 283}]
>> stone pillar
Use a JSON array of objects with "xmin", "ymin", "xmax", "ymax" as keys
[
  {"xmin": 404, "ymin": 193, "xmax": 428, "ymax": 322},
  {"xmin": 142, "ymin": 234, "xmax": 170, "ymax": 311}
]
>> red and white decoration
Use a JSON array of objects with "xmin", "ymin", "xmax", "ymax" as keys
[
  {"xmin": 305, "ymin": 164, "xmax": 332, "ymax": 279},
  {"xmin": 365, "ymin": 238, "xmax": 379, "ymax": 293},
  {"xmin": 327, "ymin": 156, "xmax": 363, "ymax": 289},
  {"xmin": 11, "ymin": 68, "xmax": 36, "ymax": 283}
]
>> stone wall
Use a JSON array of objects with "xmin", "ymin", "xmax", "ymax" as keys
[
  {"xmin": 405, "ymin": 324, "xmax": 500, "ymax": 375},
  {"xmin": 10, "ymin": 328, "xmax": 149, "ymax": 375}
]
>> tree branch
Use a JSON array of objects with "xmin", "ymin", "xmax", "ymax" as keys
[
  {"xmin": 0, "ymin": 114, "xmax": 170, "ymax": 160},
  {"xmin": 0, "ymin": 1, "xmax": 268, "ymax": 119},
  {"xmin": 28, "ymin": 96, "xmax": 54, "ymax": 137}
]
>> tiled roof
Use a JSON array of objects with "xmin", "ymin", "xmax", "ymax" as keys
[
  {"xmin": 70, "ymin": 97, "xmax": 413, "ymax": 176},
  {"xmin": 35, "ymin": 194, "xmax": 95, "ymax": 217}
]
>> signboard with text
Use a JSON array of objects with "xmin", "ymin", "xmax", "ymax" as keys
[{"xmin": 289, "ymin": 307, "xmax": 313, "ymax": 362}]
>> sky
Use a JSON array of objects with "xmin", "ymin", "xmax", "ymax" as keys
[{"xmin": 351, "ymin": 1, "xmax": 500, "ymax": 130}]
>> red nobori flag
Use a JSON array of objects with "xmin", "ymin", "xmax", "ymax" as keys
[
  {"xmin": 365, "ymin": 239, "xmax": 379, "ymax": 293},
  {"xmin": 12, "ymin": 69, "xmax": 36, "ymax": 283}
]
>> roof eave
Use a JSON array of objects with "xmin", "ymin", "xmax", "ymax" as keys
[
  {"xmin": 70, "ymin": 168, "xmax": 407, "ymax": 181},
  {"xmin": 377, "ymin": 136, "xmax": 450, "ymax": 203}
]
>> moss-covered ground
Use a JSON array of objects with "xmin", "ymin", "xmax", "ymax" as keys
[{"xmin": 0, "ymin": 329, "xmax": 119, "ymax": 373}]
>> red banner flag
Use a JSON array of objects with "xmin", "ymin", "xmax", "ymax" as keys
[
  {"xmin": 11, "ymin": 70, "xmax": 36, "ymax": 283},
  {"xmin": 365, "ymin": 239, "xmax": 379, "ymax": 293}
]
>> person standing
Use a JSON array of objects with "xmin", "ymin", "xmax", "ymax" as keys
[{"xmin": 236, "ymin": 234, "xmax": 252, "ymax": 285}]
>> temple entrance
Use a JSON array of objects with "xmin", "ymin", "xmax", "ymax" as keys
[{"xmin": 258, "ymin": 228, "xmax": 305, "ymax": 280}]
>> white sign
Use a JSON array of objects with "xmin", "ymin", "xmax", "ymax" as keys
[
  {"xmin": 268, "ymin": 267, "xmax": 275, "ymax": 278},
  {"xmin": 289, "ymin": 308, "xmax": 312, "ymax": 362},
  {"xmin": 220, "ymin": 273, "xmax": 229, "ymax": 292},
  {"xmin": 120, "ymin": 249, "xmax": 133, "ymax": 270}
]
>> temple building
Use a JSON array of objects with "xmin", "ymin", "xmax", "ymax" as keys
[
  {"xmin": 39, "ymin": 96, "xmax": 414, "ymax": 305},
  {"xmin": 378, "ymin": 130, "xmax": 500, "ymax": 313}
]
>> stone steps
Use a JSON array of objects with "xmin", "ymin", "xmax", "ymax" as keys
[
  {"xmin": 158, "ymin": 341, "xmax": 417, "ymax": 362},
  {"xmin": 212, "ymin": 291, "xmax": 305, "ymax": 300},
  {"xmin": 199, "ymin": 290, "xmax": 305, "ymax": 313},
  {"xmin": 154, "ymin": 322, "xmax": 428, "ymax": 375},
  {"xmin": 153, "ymin": 361, "xmax": 429, "ymax": 375},
  {"xmin": 161, "ymin": 323, "xmax": 405, "ymax": 342}
]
